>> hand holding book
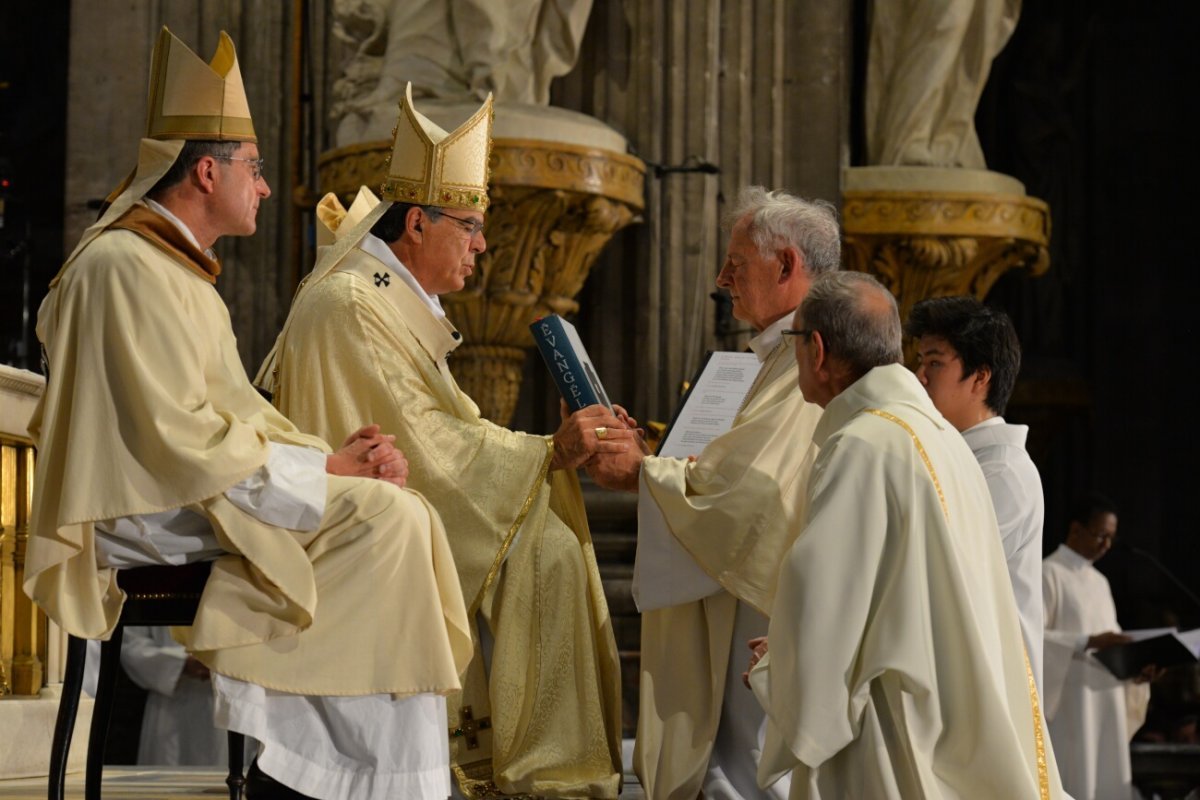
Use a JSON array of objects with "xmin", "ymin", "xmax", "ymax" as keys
[
  {"xmin": 548, "ymin": 402, "xmax": 638, "ymax": 472},
  {"xmin": 531, "ymin": 314, "xmax": 649, "ymax": 480},
  {"xmin": 1090, "ymin": 628, "xmax": 1200, "ymax": 681}
]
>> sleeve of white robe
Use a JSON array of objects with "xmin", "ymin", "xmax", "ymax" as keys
[
  {"xmin": 751, "ymin": 435, "xmax": 924, "ymax": 773},
  {"xmin": 119, "ymin": 626, "xmax": 187, "ymax": 697},
  {"xmin": 1041, "ymin": 561, "xmax": 1088, "ymax": 719},
  {"xmin": 223, "ymin": 443, "xmax": 327, "ymax": 531}
]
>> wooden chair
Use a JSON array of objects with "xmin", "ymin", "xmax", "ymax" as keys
[{"xmin": 48, "ymin": 561, "xmax": 246, "ymax": 800}]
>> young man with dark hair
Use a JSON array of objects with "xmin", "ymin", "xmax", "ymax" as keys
[{"xmin": 907, "ymin": 295, "xmax": 1046, "ymax": 691}]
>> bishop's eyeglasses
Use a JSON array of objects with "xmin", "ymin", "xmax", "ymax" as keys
[
  {"xmin": 431, "ymin": 209, "xmax": 486, "ymax": 237},
  {"xmin": 215, "ymin": 155, "xmax": 265, "ymax": 181}
]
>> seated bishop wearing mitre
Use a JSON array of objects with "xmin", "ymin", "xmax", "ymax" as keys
[
  {"xmin": 257, "ymin": 84, "xmax": 633, "ymax": 799},
  {"xmin": 25, "ymin": 27, "xmax": 474, "ymax": 800}
]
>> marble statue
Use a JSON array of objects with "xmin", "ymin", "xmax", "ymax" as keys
[
  {"xmin": 331, "ymin": 0, "xmax": 593, "ymax": 146},
  {"xmin": 865, "ymin": 0, "xmax": 1021, "ymax": 169}
]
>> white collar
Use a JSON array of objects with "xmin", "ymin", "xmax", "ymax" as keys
[
  {"xmin": 963, "ymin": 416, "xmax": 1005, "ymax": 433},
  {"xmin": 1054, "ymin": 543, "xmax": 1093, "ymax": 570},
  {"xmin": 142, "ymin": 198, "xmax": 216, "ymax": 260},
  {"xmin": 748, "ymin": 313, "xmax": 795, "ymax": 362},
  {"xmin": 358, "ymin": 233, "xmax": 445, "ymax": 319}
]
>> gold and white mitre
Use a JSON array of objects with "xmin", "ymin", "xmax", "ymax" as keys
[
  {"xmin": 145, "ymin": 26, "xmax": 256, "ymax": 142},
  {"xmin": 381, "ymin": 84, "xmax": 493, "ymax": 211}
]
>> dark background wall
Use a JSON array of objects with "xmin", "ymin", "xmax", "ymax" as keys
[
  {"xmin": 976, "ymin": 0, "xmax": 1199, "ymax": 630},
  {"xmin": 0, "ymin": 0, "xmax": 1196, "ymax": 730},
  {"xmin": 0, "ymin": 2, "xmax": 68, "ymax": 372}
]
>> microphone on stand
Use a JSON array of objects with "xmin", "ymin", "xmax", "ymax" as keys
[{"xmin": 1114, "ymin": 540, "xmax": 1200, "ymax": 619}]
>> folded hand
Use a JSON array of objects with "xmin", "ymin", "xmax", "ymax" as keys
[{"xmin": 326, "ymin": 423, "xmax": 410, "ymax": 488}]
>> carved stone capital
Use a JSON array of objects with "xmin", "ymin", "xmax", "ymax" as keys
[
  {"xmin": 319, "ymin": 139, "xmax": 645, "ymax": 424},
  {"xmin": 842, "ymin": 189, "xmax": 1051, "ymax": 320}
]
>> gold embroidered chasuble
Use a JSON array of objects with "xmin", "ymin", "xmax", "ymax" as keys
[
  {"xmin": 268, "ymin": 245, "xmax": 623, "ymax": 798},
  {"xmin": 25, "ymin": 211, "xmax": 471, "ymax": 698},
  {"xmin": 634, "ymin": 336, "xmax": 823, "ymax": 800}
]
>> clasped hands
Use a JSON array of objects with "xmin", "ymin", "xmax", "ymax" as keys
[
  {"xmin": 551, "ymin": 400, "xmax": 648, "ymax": 484},
  {"xmin": 325, "ymin": 423, "xmax": 410, "ymax": 488}
]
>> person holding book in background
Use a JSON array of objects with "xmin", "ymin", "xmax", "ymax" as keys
[
  {"xmin": 257, "ymin": 85, "xmax": 629, "ymax": 799},
  {"xmin": 1043, "ymin": 493, "xmax": 1161, "ymax": 800},
  {"xmin": 587, "ymin": 187, "xmax": 836, "ymax": 800},
  {"xmin": 906, "ymin": 296, "xmax": 1046, "ymax": 694}
]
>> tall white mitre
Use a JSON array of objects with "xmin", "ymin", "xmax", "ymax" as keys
[{"xmin": 381, "ymin": 83, "xmax": 494, "ymax": 211}]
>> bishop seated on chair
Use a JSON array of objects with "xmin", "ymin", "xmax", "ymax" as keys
[
  {"xmin": 24, "ymin": 26, "xmax": 472, "ymax": 800},
  {"xmin": 257, "ymin": 83, "xmax": 631, "ymax": 800}
]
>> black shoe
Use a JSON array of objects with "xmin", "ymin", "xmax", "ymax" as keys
[{"xmin": 245, "ymin": 759, "xmax": 317, "ymax": 800}]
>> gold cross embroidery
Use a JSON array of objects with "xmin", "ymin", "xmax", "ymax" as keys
[{"xmin": 449, "ymin": 705, "xmax": 492, "ymax": 750}]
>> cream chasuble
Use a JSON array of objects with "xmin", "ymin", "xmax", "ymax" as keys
[
  {"xmin": 750, "ymin": 364, "xmax": 1066, "ymax": 800},
  {"xmin": 635, "ymin": 318, "xmax": 822, "ymax": 800},
  {"xmin": 266, "ymin": 243, "xmax": 622, "ymax": 799},
  {"xmin": 26, "ymin": 217, "xmax": 471, "ymax": 699},
  {"xmin": 1043, "ymin": 544, "xmax": 1148, "ymax": 800}
]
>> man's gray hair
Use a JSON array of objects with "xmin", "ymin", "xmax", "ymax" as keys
[
  {"xmin": 800, "ymin": 271, "xmax": 902, "ymax": 378},
  {"xmin": 725, "ymin": 186, "xmax": 841, "ymax": 275}
]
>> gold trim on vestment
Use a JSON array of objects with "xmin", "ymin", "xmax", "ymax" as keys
[
  {"xmin": 863, "ymin": 407, "xmax": 1050, "ymax": 800},
  {"xmin": 863, "ymin": 409, "xmax": 948, "ymax": 518},
  {"xmin": 470, "ymin": 437, "xmax": 554, "ymax": 614},
  {"xmin": 1024, "ymin": 649, "xmax": 1051, "ymax": 799}
]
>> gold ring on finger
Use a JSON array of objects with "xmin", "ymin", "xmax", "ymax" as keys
[{"xmin": 595, "ymin": 426, "xmax": 608, "ymax": 440}]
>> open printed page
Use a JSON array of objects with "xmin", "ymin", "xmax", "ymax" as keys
[
  {"xmin": 658, "ymin": 352, "xmax": 763, "ymax": 459},
  {"xmin": 633, "ymin": 351, "xmax": 763, "ymax": 612}
]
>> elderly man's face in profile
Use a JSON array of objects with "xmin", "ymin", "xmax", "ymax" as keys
[{"xmin": 716, "ymin": 215, "xmax": 784, "ymax": 331}]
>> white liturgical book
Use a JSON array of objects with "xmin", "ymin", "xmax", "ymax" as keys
[{"xmin": 633, "ymin": 352, "xmax": 763, "ymax": 612}]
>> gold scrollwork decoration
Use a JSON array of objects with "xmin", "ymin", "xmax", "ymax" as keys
[{"xmin": 843, "ymin": 189, "xmax": 1051, "ymax": 328}]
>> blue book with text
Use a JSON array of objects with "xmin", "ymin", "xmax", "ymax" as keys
[{"xmin": 530, "ymin": 314, "xmax": 613, "ymax": 413}]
